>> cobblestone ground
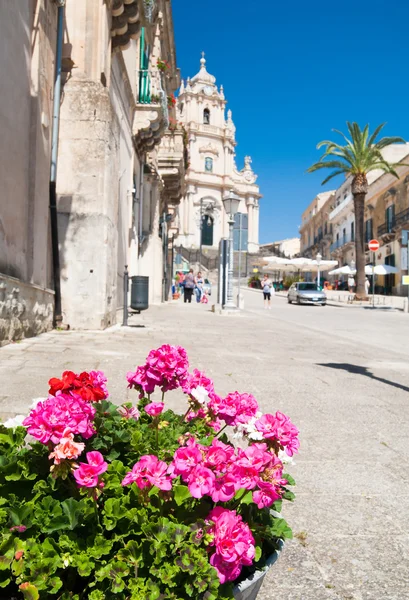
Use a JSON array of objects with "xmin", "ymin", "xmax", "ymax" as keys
[{"xmin": 1, "ymin": 290, "xmax": 409, "ymax": 600}]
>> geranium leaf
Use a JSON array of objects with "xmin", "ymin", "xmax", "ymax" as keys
[
  {"xmin": 173, "ymin": 485, "xmax": 191, "ymax": 506},
  {"xmin": 61, "ymin": 498, "xmax": 80, "ymax": 530},
  {"xmin": 19, "ymin": 582, "xmax": 40, "ymax": 600}
]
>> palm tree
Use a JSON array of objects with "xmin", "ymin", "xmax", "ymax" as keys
[{"xmin": 307, "ymin": 122, "xmax": 407, "ymax": 299}]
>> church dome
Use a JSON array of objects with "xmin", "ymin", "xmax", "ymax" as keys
[{"xmin": 190, "ymin": 53, "xmax": 216, "ymax": 86}]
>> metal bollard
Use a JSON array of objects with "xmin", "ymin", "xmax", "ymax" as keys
[{"xmin": 122, "ymin": 265, "xmax": 129, "ymax": 327}]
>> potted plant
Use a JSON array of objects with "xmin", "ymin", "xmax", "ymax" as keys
[
  {"xmin": 167, "ymin": 93, "xmax": 176, "ymax": 108},
  {"xmin": 0, "ymin": 345, "xmax": 298, "ymax": 599},
  {"xmin": 157, "ymin": 58, "xmax": 171, "ymax": 73}
]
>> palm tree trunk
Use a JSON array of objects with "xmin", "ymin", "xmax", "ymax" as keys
[{"xmin": 353, "ymin": 193, "xmax": 367, "ymax": 300}]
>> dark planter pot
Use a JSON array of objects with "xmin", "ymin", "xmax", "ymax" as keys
[{"xmin": 233, "ymin": 541, "xmax": 283, "ymax": 600}]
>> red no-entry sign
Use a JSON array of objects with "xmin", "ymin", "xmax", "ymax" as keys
[{"xmin": 368, "ymin": 239, "xmax": 380, "ymax": 251}]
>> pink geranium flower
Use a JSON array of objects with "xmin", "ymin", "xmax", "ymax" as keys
[
  {"xmin": 49, "ymin": 428, "xmax": 85, "ymax": 465},
  {"xmin": 122, "ymin": 455, "xmax": 173, "ymax": 491},
  {"xmin": 209, "ymin": 391, "xmax": 258, "ymax": 426},
  {"xmin": 182, "ymin": 369, "xmax": 214, "ymax": 395},
  {"xmin": 206, "ymin": 507, "xmax": 255, "ymax": 583},
  {"xmin": 255, "ymin": 411, "xmax": 300, "ymax": 456},
  {"xmin": 172, "ymin": 444, "xmax": 203, "ymax": 477},
  {"xmin": 73, "ymin": 451, "xmax": 107, "ymax": 489},
  {"xmin": 23, "ymin": 393, "xmax": 96, "ymax": 445},
  {"xmin": 211, "ymin": 474, "xmax": 238, "ymax": 502},
  {"xmin": 117, "ymin": 405, "xmax": 140, "ymax": 420},
  {"xmin": 252, "ymin": 480, "xmax": 281, "ymax": 509},
  {"xmin": 127, "ymin": 345, "xmax": 189, "ymax": 395},
  {"xmin": 187, "ymin": 465, "xmax": 215, "ymax": 499},
  {"xmin": 144, "ymin": 402, "xmax": 165, "ymax": 417}
]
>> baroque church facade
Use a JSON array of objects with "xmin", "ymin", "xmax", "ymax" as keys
[{"xmin": 174, "ymin": 54, "xmax": 261, "ymax": 253}]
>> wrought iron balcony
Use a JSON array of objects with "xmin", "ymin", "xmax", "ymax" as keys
[
  {"xmin": 330, "ymin": 233, "xmax": 354, "ymax": 253},
  {"xmin": 378, "ymin": 220, "xmax": 395, "ymax": 237},
  {"xmin": 157, "ymin": 130, "xmax": 187, "ymax": 204},
  {"xmin": 394, "ymin": 207, "xmax": 409, "ymax": 228},
  {"xmin": 133, "ymin": 70, "xmax": 169, "ymax": 153}
]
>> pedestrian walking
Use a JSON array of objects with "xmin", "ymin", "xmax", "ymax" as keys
[
  {"xmin": 365, "ymin": 277, "xmax": 371, "ymax": 296},
  {"xmin": 195, "ymin": 271, "xmax": 204, "ymax": 303},
  {"xmin": 261, "ymin": 274, "xmax": 273, "ymax": 309},
  {"xmin": 183, "ymin": 269, "xmax": 195, "ymax": 303},
  {"xmin": 348, "ymin": 275, "xmax": 355, "ymax": 293}
]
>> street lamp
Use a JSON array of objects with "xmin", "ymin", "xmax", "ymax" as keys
[
  {"xmin": 316, "ymin": 252, "xmax": 322, "ymax": 290},
  {"xmin": 222, "ymin": 190, "xmax": 240, "ymax": 308}
]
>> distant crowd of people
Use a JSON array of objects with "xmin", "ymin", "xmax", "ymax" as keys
[{"xmin": 174, "ymin": 270, "xmax": 209, "ymax": 304}]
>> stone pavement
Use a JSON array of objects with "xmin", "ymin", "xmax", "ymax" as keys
[{"xmin": 1, "ymin": 293, "xmax": 409, "ymax": 599}]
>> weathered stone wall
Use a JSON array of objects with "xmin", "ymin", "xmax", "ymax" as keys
[
  {"xmin": 0, "ymin": 274, "xmax": 54, "ymax": 345},
  {"xmin": 57, "ymin": 79, "xmax": 121, "ymax": 330},
  {"xmin": 0, "ymin": 0, "xmax": 56, "ymax": 292}
]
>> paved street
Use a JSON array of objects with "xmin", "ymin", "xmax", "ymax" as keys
[{"xmin": 1, "ymin": 291, "xmax": 409, "ymax": 599}]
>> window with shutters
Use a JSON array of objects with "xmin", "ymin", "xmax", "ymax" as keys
[{"xmin": 385, "ymin": 205, "xmax": 395, "ymax": 232}]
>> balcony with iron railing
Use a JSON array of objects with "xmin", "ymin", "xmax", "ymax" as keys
[
  {"xmin": 330, "ymin": 233, "xmax": 354, "ymax": 253},
  {"xmin": 329, "ymin": 193, "xmax": 353, "ymax": 221},
  {"xmin": 133, "ymin": 69, "xmax": 169, "ymax": 153},
  {"xmin": 157, "ymin": 128, "xmax": 188, "ymax": 205}
]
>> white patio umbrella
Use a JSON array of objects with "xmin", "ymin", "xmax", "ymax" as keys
[
  {"xmin": 328, "ymin": 265, "xmax": 356, "ymax": 275},
  {"xmin": 365, "ymin": 264, "xmax": 399, "ymax": 275},
  {"xmin": 306, "ymin": 259, "xmax": 338, "ymax": 272}
]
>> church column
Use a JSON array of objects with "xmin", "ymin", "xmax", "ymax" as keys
[
  {"xmin": 253, "ymin": 201, "xmax": 260, "ymax": 246},
  {"xmin": 247, "ymin": 197, "xmax": 254, "ymax": 245},
  {"xmin": 224, "ymin": 145, "xmax": 229, "ymax": 176}
]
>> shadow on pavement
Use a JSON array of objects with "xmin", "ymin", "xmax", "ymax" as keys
[{"xmin": 317, "ymin": 362, "xmax": 409, "ymax": 393}]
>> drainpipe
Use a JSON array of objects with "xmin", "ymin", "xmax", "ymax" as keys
[
  {"xmin": 138, "ymin": 155, "xmax": 145, "ymax": 259},
  {"xmin": 49, "ymin": 0, "xmax": 65, "ymax": 327}
]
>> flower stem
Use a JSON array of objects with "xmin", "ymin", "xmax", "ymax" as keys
[{"xmin": 215, "ymin": 424, "xmax": 228, "ymax": 438}]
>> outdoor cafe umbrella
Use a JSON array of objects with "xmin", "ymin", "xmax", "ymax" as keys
[{"xmin": 366, "ymin": 264, "xmax": 399, "ymax": 275}]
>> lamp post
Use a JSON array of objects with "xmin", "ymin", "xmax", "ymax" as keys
[
  {"xmin": 222, "ymin": 190, "xmax": 240, "ymax": 308},
  {"xmin": 316, "ymin": 252, "xmax": 322, "ymax": 290}
]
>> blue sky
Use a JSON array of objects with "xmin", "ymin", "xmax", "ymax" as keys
[{"xmin": 172, "ymin": 0, "xmax": 409, "ymax": 243}]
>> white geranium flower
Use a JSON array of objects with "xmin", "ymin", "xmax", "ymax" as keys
[
  {"xmin": 278, "ymin": 449, "xmax": 295, "ymax": 465},
  {"xmin": 3, "ymin": 415, "xmax": 26, "ymax": 429},
  {"xmin": 191, "ymin": 385, "xmax": 209, "ymax": 405},
  {"xmin": 248, "ymin": 430, "xmax": 264, "ymax": 441}
]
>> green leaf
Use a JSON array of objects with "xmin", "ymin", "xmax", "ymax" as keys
[
  {"xmin": 255, "ymin": 545, "xmax": 262, "ymax": 562},
  {"xmin": 61, "ymin": 498, "xmax": 80, "ymax": 530},
  {"xmin": 19, "ymin": 582, "xmax": 40, "ymax": 600},
  {"xmin": 283, "ymin": 473, "xmax": 296, "ymax": 486},
  {"xmin": 173, "ymin": 485, "xmax": 191, "ymax": 506},
  {"xmin": 240, "ymin": 491, "xmax": 253, "ymax": 505}
]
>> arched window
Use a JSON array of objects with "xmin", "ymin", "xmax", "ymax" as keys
[
  {"xmin": 204, "ymin": 157, "xmax": 213, "ymax": 172},
  {"xmin": 203, "ymin": 108, "xmax": 210, "ymax": 124}
]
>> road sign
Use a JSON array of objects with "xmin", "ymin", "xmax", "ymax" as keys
[
  {"xmin": 368, "ymin": 239, "xmax": 380, "ymax": 252},
  {"xmin": 402, "ymin": 276, "xmax": 409, "ymax": 285}
]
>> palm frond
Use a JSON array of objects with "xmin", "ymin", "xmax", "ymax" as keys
[
  {"xmin": 367, "ymin": 123, "xmax": 386, "ymax": 147},
  {"xmin": 309, "ymin": 122, "xmax": 407, "ymax": 186},
  {"xmin": 374, "ymin": 136, "xmax": 407, "ymax": 150},
  {"xmin": 306, "ymin": 160, "xmax": 350, "ymax": 174},
  {"xmin": 321, "ymin": 169, "xmax": 347, "ymax": 185}
]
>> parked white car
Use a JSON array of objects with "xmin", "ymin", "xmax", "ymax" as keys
[{"xmin": 287, "ymin": 282, "xmax": 326, "ymax": 306}]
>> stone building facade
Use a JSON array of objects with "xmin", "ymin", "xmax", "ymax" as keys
[
  {"xmin": 173, "ymin": 55, "xmax": 261, "ymax": 254},
  {"xmin": 0, "ymin": 1, "xmax": 57, "ymax": 344},
  {"xmin": 299, "ymin": 144, "xmax": 409, "ymax": 294},
  {"xmin": 57, "ymin": 0, "xmax": 184, "ymax": 329},
  {"xmin": 299, "ymin": 191, "xmax": 335, "ymax": 259},
  {"xmin": 0, "ymin": 0, "xmax": 185, "ymax": 341}
]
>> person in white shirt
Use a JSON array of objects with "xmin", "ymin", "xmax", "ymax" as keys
[
  {"xmin": 261, "ymin": 274, "xmax": 274, "ymax": 309},
  {"xmin": 365, "ymin": 277, "xmax": 371, "ymax": 296}
]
